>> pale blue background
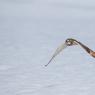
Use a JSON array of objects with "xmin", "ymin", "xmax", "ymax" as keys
[{"xmin": 0, "ymin": 0, "xmax": 95, "ymax": 95}]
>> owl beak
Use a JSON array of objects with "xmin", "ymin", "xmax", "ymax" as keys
[{"xmin": 45, "ymin": 43, "xmax": 67, "ymax": 67}]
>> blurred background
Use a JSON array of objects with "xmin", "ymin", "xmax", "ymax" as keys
[{"xmin": 0, "ymin": 0, "xmax": 95, "ymax": 95}]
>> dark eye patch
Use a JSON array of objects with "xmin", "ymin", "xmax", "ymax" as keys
[{"xmin": 66, "ymin": 39, "xmax": 70, "ymax": 43}]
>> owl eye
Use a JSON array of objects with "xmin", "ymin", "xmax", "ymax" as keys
[
  {"xmin": 66, "ymin": 39, "xmax": 70, "ymax": 42},
  {"xmin": 66, "ymin": 39, "xmax": 73, "ymax": 46}
]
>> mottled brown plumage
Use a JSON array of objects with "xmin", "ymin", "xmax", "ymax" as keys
[{"xmin": 45, "ymin": 38, "xmax": 95, "ymax": 66}]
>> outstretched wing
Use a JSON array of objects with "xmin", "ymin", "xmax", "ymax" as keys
[{"xmin": 45, "ymin": 43, "xmax": 67, "ymax": 66}]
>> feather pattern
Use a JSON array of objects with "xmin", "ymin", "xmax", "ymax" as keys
[{"xmin": 45, "ymin": 38, "xmax": 95, "ymax": 66}]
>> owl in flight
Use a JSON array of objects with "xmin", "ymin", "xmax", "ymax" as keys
[{"xmin": 45, "ymin": 38, "xmax": 95, "ymax": 66}]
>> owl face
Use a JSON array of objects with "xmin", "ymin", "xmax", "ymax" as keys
[{"xmin": 65, "ymin": 38, "xmax": 78, "ymax": 46}]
